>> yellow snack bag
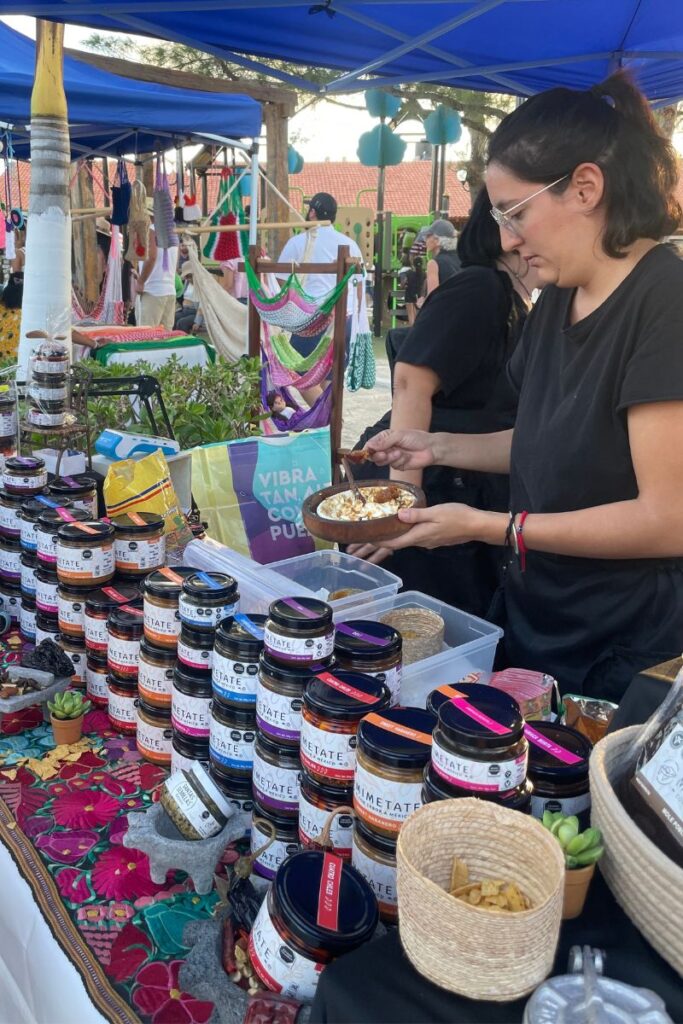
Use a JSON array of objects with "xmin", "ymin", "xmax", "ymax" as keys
[{"xmin": 104, "ymin": 450, "xmax": 193, "ymax": 557}]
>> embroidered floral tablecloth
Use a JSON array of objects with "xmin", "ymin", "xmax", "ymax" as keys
[{"xmin": 0, "ymin": 709, "xmax": 220, "ymax": 1024}]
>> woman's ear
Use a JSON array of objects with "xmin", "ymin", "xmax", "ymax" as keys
[{"xmin": 570, "ymin": 162, "xmax": 605, "ymax": 213}]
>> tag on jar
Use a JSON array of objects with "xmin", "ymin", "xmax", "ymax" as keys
[{"xmin": 317, "ymin": 851, "xmax": 343, "ymax": 931}]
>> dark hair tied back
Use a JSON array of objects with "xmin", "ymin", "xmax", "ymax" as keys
[{"xmin": 487, "ymin": 71, "xmax": 681, "ymax": 258}]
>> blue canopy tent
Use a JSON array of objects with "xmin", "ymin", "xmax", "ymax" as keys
[{"xmin": 2, "ymin": 0, "xmax": 683, "ymax": 104}]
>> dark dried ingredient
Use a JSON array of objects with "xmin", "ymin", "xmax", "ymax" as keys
[
  {"xmin": 23, "ymin": 639, "xmax": 75, "ymax": 678},
  {"xmin": 373, "ymin": 485, "xmax": 402, "ymax": 503},
  {"xmin": 337, "ymin": 447, "xmax": 369, "ymax": 464}
]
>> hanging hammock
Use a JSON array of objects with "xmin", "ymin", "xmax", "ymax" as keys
[
  {"xmin": 183, "ymin": 238, "xmax": 247, "ymax": 361},
  {"xmin": 262, "ymin": 323, "xmax": 334, "ymax": 390},
  {"xmin": 203, "ymin": 169, "xmax": 249, "ymax": 262},
  {"xmin": 245, "ymin": 257, "xmax": 357, "ymax": 335},
  {"xmin": 261, "ymin": 357, "xmax": 333, "ymax": 434},
  {"xmin": 72, "ymin": 226, "xmax": 126, "ymax": 326},
  {"xmin": 345, "ymin": 286, "xmax": 376, "ymax": 392}
]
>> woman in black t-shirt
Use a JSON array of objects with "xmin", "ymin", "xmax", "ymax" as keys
[{"xmin": 366, "ymin": 72, "xmax": 683, "ymax": 701}]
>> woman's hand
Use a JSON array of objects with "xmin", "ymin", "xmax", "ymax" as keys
[
  {"xmin": 366, "ymin": 429, "xmax": 439, "ymax": 471},
  {"xmin": 383, "ymin": 503, "xmax": 495, "ymax": 551},
  {"xmin": 346, "ymin": 543, "xmax": 393, "ymax": 565}
]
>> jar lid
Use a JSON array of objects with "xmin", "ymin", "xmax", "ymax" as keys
[
  {"xmin": 138, "ymin": 699, "xmax": 172, "ymax": 722},
  {"xmin": 274, "ymin": 849, "xmax": 378, "ymax": 955},
  {"xmin": 107, "ymin": 673, "xmax": 138, "ymax": 694},
  {"xmin": 357, "ymin": 707, "xmax": 436, "ymax": 769},
  {"xmin": 108, "ymin": 603, "xmax": 145, "ymax": 633},
  {"xmin": 38, "ymin": 507, "xmax": 89, "ymax": 528},
  {"xmin": 210, "ymin": 763, "xmax": 254, "ymax": 799},
  {"xmin": 85, "ymin": 584, "xmax": 140, "ymax": 613},
  {"xmin": 435, "ymin": 683, "xmax": 525, "ymax": 748},
  {"xmin": 179, "ymin": 623, "xmax": 215, "ymax": 648},
  {"xmin": 0, "ymin": 535, "xmax": 22, "ymax": 550},
  {"xmin": 189, "ymin": 761, "xmax": 232, "ymax": 820},
  {"xmin": 36, "ymin": 611, "xmax": 59, "ymax": 629},
  {"xmin": 140, "ymin": 636, "xmax": 177, "ymax": 663},
  {"xmin": 23, "ymin": 496, "xmax": 71, "ymax": 521},
  {"xmin": 174, "ymin": 662, "xmax": 212, "ymax": 689},
  {"xmin": 5, "ymin": 456, "xmax": 44, "ymax": 473},
  {"xmin": 299, "ymin": 766, "xmax": 354, "ymax": 803},
  {"xmin": 35, "ymin": 565, "xmax": 58, "ymax": 580},
  {"xmin": 216, "ymin": 614, "xmax": 267, "ymax": 658},
  {"xmin": 182, "ymin": 571, "xmax": 238, "ymax": 603},
  {"xmin": 144, "ymin": 566, "xmax": 196, "ymax": 599},
  {"xmin": 303, "ymin": 669, "xmax": 389, "ymax": 722},
  {"xmin": 0, "ymin": 490, "xmax": 27, "ymax": 506},
  {"xmin": 21, "ymin": 597, "xmax": 36, "ymax": 610},
  {"xmin": 112, "ymin": 512, "xmax": 164, "ymax": 535},
  {"xmin": 255, "ymin": 731, "xmax": 302, "ymax": 766},
  {"xmin": 1, "ymin": 582, "xmax": 21, "ymax": 596},
  {"xmin": 47, "ymin": 474, "xmax": 97, "ymax": 496},
  {"xmin": 334, "ymin": 620, "xmax": 402, "ymax": 663},
  {"xmin": 252, "ymin": 796, "xmax": 300, "ymax": 831},
  {"xmin": 60, "ymin": 634, "xmax": 85, "ymax": 650},
  {"xmin": 172, "ymin": 729, "xmax": 209, "ymax": 757},
  {"xmin": 526, "ymin": 722, "xmax": 591, "ymax": 781},
  {"xmin": 422, "ymin": 763, "xmax": 533, "ymax": 811},
  {"xmin": 87, "ymin": 650, "xmax": 108, "ymax": 666},
  {"xmin": 211, "ymin": 695, "xmax": 257, "ymax": 729},
  {"xmin": 57, "ymin": 520, "xmax": 115, "ymax": 543},
  {"xmin": 21, "ymin": 552, "xmax": 37, "ymax": 567},
  {"xmin": 259, "ymin": 650, "xmax": 335, "ymax": 688},
  {"xmin": 268, "ymin": 596, "xmax": 333, "ymax": 631},
  {"xmin": 354, "ymin": 817, "xmax": 397, "ymax": 856}
]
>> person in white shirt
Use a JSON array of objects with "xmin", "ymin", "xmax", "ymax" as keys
[
  {"xmin": 278, "ymin": 192, "xmax": 363, "ymax": 404},
  {"xmin": 135, "ymin": 225, "xmax": 179, "ymax": 331}
]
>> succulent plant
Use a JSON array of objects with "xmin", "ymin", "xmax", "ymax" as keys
[
  {"xmin": 541, "ymin": 811, "xmax": 604, "ymax": 869},
  {"xmin": 48, "ymin": 689, "xmax": 91, "ymax": 721}
]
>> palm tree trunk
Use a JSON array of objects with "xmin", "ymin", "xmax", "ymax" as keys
[{"xmin": 18, "ymin": 20, "xmax": 72, "ymax": 378}]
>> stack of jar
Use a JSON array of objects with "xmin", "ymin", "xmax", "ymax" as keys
[
  {"xmin": 0, "ymin": 382, "xmax": 17, "ymax": 463},
  {"xmin": 2, "ymin": 456, "xmax": 48, "ymax": 629},
  {"xmin": 27, "ymin": 361, "xmax": 69, "ymax": 430}
]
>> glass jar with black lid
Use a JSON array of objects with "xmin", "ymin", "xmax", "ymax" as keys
[
  {"xmin": 172, "ymin": 662, "xmax": 212, "ymax": 740},
  {"xmin": 526, "ymin": 721, "xmax": 592, "ymax": 828},
  {"xmin": 212, "ymin": 614, "xmax": 266, "ymax": 705},
  {"xmin": 422, "ymin": 762, "xmax": 533, "ymax": 813},
  {"xmin": 250, "ymin": 798, "xmax": 300, "ymax": 880},
  {"xmin": 334, "ymin": 620, "xmax": 402, "ymax": 707},
  {"xmin": 47, "ymin": 474, "xmax": 98, "ymax": 518},
  {"xmin": 178, "ymin": 571, "xmax": 239, "ymax": 631},
  {"xmin": 209, "ymin": 697, "xmax": 256, "ymax": 776},
  {"xmin": 264, "ymin": 597, "xmax": 334, "ymax": 666},
  {"xmin": 171, "ymin": 730, "xmax": 210, "ymax": 774},
  {"xmin": 257, "ymin": 650, "xmax": 334, "ymax": 746}
]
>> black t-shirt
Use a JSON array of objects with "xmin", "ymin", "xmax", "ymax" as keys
[
  {"xmin": 434, "ymin": 249, "xmax": 461, "ymax": 285},
  {"xmin": 398, "ymin": 264, "xmax": 525, "ymax": 431},
  {"xmin": 502, "ymin": 244, "xmax": 683, "ymax": 698}
]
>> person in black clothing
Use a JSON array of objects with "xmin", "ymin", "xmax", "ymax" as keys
[
  {"xmin": 367, "ymin": 72, "xmax": 683, "ymax": 701},
  {"xmin": 423, "ymin": 218, "xmax": 461, "ymax": 299},
  {"xmin": 348, "ymin": 188, "xmax": 538, "ymax": 617},
  {"xmin": 401, "ymin": 254, "xmax": 425, "ymax": 326}
]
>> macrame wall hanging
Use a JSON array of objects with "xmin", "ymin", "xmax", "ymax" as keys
[
  {"xmin": 125, "ymin": 179, "xmax": 151, "ymax": 263},
  {"xmin": 110, "ymin": 158, "xmax": 131, "ymax": 226},
  {"xmin": 152, "ymin": 153, "xmax": 179, "ymax": 266}
]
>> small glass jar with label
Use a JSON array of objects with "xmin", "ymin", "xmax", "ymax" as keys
[
  {"xmin": 0, "ymin": 489, "xmax": 26, "ymax": 540},
  {"xmin": 28, "ymin": 372, "xmax": 68, "ymax": 403},
  {"xmin": 334, "ymin": 620, "xmax": 403, "ymax": 707},
  {"xmin": 178, "ymin": 623, "xmax": 213, "ymax": 673},
  {"xmin": 257, "ymin": 651, "xmax": 335, "ymax": 746},
  {"xmin": 160, "ymin": 762, "xmax": 232, "ymax": 840},
  {"xmin": 354, "ymin": 707, "xmax": 435, "ymax": 837},
  {"xmin": 59, "ymin": 634, "xmax": 86, "ymax": 688},
  {"xmin": 252, "ymin": 732, "xmax": 301, "ymax": 816},
  {"xmin": 20, "ymin": 552, "xmax": 37, "ymax": 600},
  {"xmin": 36, "ymin": 507, "xmax": 88, "ymax": 569},
  {"xmin": 35, "ymin": 566, "xmax": 59, "ymax": 615},
  {"xmin": 56, "ymin": 520, "xmax": 115, "ymax": 588},
  {"xmin": 86, "ymin": 651, "xmax": 109, "ymax": 706},
  {"xmin": 264, "ymin": 597, "xmax": 334, "ymax": 666},
  {"xmin": 47, "ymin": 474, "xmax": 98, "ymax": 518},
  {"xmin": 249, "ymin": 849, "xmax": 378, "ymax": 1000},
  {"xmin": 299, "ymin": 770, "xmax": 354, "ymax": 859},
  {"xmin": 351, "ymin": 819, "xmax": 397, "ymax": 923},
  {"xmin": 209, "ymin": 698, "xmax": 256, "ymax": 776},
  {"xmin": 0, "ymin": 386, "xmax": 16, "ymax": 449},
  {"xmin": 35, "ymin": 610, "xmax": 60, "ymax": 646},
  {"xmin": 107, "ymin": 604, "xmax": 144, "ymax": 678},
  {"xmin": 19, "ymin": 597, "xmax": 36, "ymax": 642},
  {"xmin": 136, "ymin": 700, "xmax": 173, "ymax": 765},
  {"xmin": 300, "ymin": 670, "xmax": 390, "ymax": 786},
  {"xmin": 20, "ymin": 497, "xmax": 52, "ymax": 553},
  {"xmin": 212, "ymin": 614, "xmax": 266, "ymax": 705},
  {"xmin": 142, "ymin": 566, "xmax": 196, "ymax": 648},
  {"xmin": 2, "ymin": 456, "xmax": 47, "ymax": 494},
  {"xmin": 0, "ymin": 581, "xmax": 20, "ymax": 621},
  {"xmin": 421, "ymin": 762, "xmax": 533, "ymax": 812},
  {"xmin": 179, "ymin": 571, "xmax": 238, "ymax": 631},
  {"xmin": 526, "ymin": 721, "xmax": 592, "ymax": 828},
  {"xmin": 431, "ymin": 682, "xmax": 528, "ymax": 795},
  {"xmin": 0, "ymin": 535, "xmax": 22, "ymax": 585},
  {"xmin": 57, "ymin": 582, "xmax": 88, "ymax": 638},
  {"xmin": 27, "ymin": 401, "xmax": 66, "ymax": 429},
  {"xmin": 138, "ymin": 638, "xmax": 176, "ymax": 707},
  {"xmin": 210, "ymin": 761, "xmax": 254, "ymax": 822},
  {"xmin": 32, "ymin": 343, "xmax": 69, "ymax": 376},
  {"xmin": 107, "ymin": 675, "xmax": 139, "ymax": 734},
  {"xmin": 250, "ymin": 799, "xmax": 300, "ymax": 880},
  {"xmin": 84, "ymin": 584, "xmax": 140, "ymax": 654},
  {"xmin": 171, "ymin": 730, "xmax": 210, "ymax": 775},
  {"xmin": 171, "ymin": 663, "xmax": 212, "ymax": 740},
  {"xmin": 112, "ymin": 512, "xmax": 166, "ymax": 578}
]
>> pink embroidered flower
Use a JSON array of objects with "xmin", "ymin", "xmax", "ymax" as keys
[
  {"xmin": 134, "ymin": 883, "xmax": 186, "ymax": 910},
  {"xmin": 53, "ymin": 789, "xmax": 121, "ymax": 829},
  {"xmin": 55, "ymin": 867, "xmax": 92, "ymax": 903},
  {"xmin": 90, "ymin": 769, "xmax": 138, "ymax": 797},
  {"xmin": 92, "ymin": 846, "xmax": 161, "ymax": 901},
  {"xmin": 108, "ymin": 901, "xmax": 135, "ymax": 924},
  {"xmin": 132, "ymin": 960, "xmax": 214, "ymax": 1024},
  {"xmin": 108, "ymin": 815, "xmax": 128, "ymax": 846},
  {"xmin": 36, "ymin": 828, "xmax": 99, "ymax": 864},
  {"xmin": 77, "ymin": 904, "xmax": 107, "ymax": 924},
  {"xmin": 59, "ymin": 751, "xmax": 106, "ymax": 779}
]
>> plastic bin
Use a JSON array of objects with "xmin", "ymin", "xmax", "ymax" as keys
[
  {"xmin": 335, "ymin": 591, "xmax": 503, "ymax": 708},
  {"xmin": 267, "ymin": 551, "xmax": 402, "ymax": 615}
]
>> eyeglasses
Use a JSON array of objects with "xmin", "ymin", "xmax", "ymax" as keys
[{"xmin": 490, "ymin": 175, "xmax": 569, "ymax": 235}]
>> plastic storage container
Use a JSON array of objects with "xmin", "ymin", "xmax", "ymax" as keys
[
  {"xmin": 335, "ymin": 591, "xmax": 503, "ymax": 708},
  {"xmin": 267, "ymin": 550, "xmax": 402, "ymax": 615}
]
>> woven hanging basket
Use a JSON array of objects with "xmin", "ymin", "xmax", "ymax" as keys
[
  {"xmin": 396, "ymin": 799, "xmax": 564, "ymax": 1001},
  {"xmin": 590, "ymin": 725, "xmax": 683, "ymax": 976}
]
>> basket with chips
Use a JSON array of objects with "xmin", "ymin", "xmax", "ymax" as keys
[
  {"xmin": 396, "ymin": 799, "xmax": 565, "ymax": 1001},
  {"xmin": 590, "ymin": 725, "xmax": 683, "ymax": 976}
]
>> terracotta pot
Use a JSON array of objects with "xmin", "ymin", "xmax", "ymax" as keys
[
  {"xmin": 50, "ymin": 713, "xmax": 84, "ymax": 746},
  {"xmin": 562, "ymin": 863, "xmax": 595, "ymax": 919}
]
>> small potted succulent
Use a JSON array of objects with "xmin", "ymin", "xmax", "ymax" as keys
[
  {"xmin": 542, "ymin": 811, "xmax": 604, "ymax": 919},
  {"xmin": 48, "ymin": 690, "xmax": 91, "ymax": 745}
]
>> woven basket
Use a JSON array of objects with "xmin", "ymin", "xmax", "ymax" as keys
[
  {"xmin": 590, "ymin": 725, "xmax": 683, "ymax": 976},
  {"xmin": 380, "ymin": 607, "xmax": 444, "ymax": 665},
  {"xmin": 396, "ymin": 799, "xmax": 564, "ymax": 1001}
]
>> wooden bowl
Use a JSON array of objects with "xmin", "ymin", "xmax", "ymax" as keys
[{"xmin": 302, "ymin": 479, "xmax": 426, "ymax": 544}]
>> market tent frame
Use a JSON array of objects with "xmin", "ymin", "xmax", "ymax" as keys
[{"xmin": 3, "ymin": 0, "xmax": 683, "ymax": 104}]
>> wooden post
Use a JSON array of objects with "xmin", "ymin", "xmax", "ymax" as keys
[
  {"xmin": 330, "ymin": 245, "xmax": 349, "ymax": 483},
  {"xmin": 200, "ymin": 170, "xmax": 208, "ymax": 217},
  {"xmin": 264, "ymin": 101, "xmax": 290, "ymax": 258},
  {"xmin": 71, "ymin": 160, "xmax": 100, "ymax": 309},
  {"xmin": 247, "ymin": 244, "xmax": 261, "ymax": 360}
]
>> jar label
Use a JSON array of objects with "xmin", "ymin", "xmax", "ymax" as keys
[
  {"xmin": 56, "ymin": 542, "xmax": 114, "ymax": 584},
  {"xmin": 249, "ymin": 899, "xmax": 323, "ymax": 1001},
  {"xmin": 179, "ymin": 595, "xmax": 237, "ymax": 630},
  {"xmin": 84, "ymin": 613, "xmax": 109, "ymax": 651},
  {"xmin": 255, "ymin": 678, "xmax": 302, "ymax": 744},
  {"xmin": 171, "ymin": 687, "xmax": 211, "ymax": 738},
  {"xmin": 0, "ymin": 545, "xmax": 22, "ymax": 578},
  {"xmin": 20, "ymin": 520, "xmax": 38, "ymax": 551},
  {"xmin": 300, "ymin": 720, "xmax": 357, "ymax": 782},
  {"xmin": 431, "ymin": 735, "xmax": 528, "ymax": 793},
  {"xmin": 0, "ymin": 410, "xmax": 16, "ymax": 435},
  {"xmin": 114, "ymin": 535, "xmax": 166, "ymax": 573},
  {"xmin": 209, "ymin": 717, "xmax": 255, "ymax": 770},
  {"xmin": 250, "ymin": 821, "xmax": 299, "ymax": 881},
  {"xmin": 29, "ymin": 384, "xmax": 67, "ymax": 402},
  {"xmin": 171, "ymin": 749, "xmax": 209, "ymax": 775},
  {"xmin": 35, "ymin": 625, "xmax": 58, "ymax": 647},
  {"xmin": 530, "ymin": 792, "xmax": 591, "ymax": 821},
  {"xmin": 58, "ymin": 595, "xmax": 85, "ymax": 630},
  {"xmin": 0, "ymin": 503, "xmax": 20, "ymax": 535},
  {"xmin": 177, "ymin": 638, "xmax": 212, "ymax": 672},
  {"xmin": 108, "ymin": 688, "xmax": 137, "ymax": 728},
  {"xmin": 36, "ymin": 576, "xmax": 58, "ymax": 613},
  {"xmin": 66, "ymin": 648, "xmax": 84, "ymax": 683},
  {"xmin": 351, "ymin": 836, "xmax": 397, "ymax": 914},
  {"xmin": 212, "ymin": 651, "xmax": 258, "ymax": 704},
  {"xmin": 3, "ymin": 594, "xmax": 19, "ymax": 621},
  {"xmin": 4, "ymin": 470, "xmax": 48, "ymax": 491},
  {"xmin": 139, "ymin": 657, "xmax": 174, "ymax": 699},
  {"xmin": 86, "ymin": 665, "xmax": 109, "ymax": 702},
  {"xmin": 263, "ymin": 627, "xmax": 334, "ymax": 664},
  {"xmin": 252, "ymin": 749, "xmax": 300, "ymax": 812},
  {"xmin": 136, "ymin": 713, "xmax": 173, "ymax": 761},
  {"xmin": 19, "ymin": 605, "xmax": 36, "ymax": 639},
  {"xmin": 34, "ymin": 358, "xmax": 68, "ymax": 374},
  {"xmin": 108, "ymin": 635, "xmax": 141, "ymax": 674},
  {"xmin": 298, "ymin": 792, "xmax": 353, "ymax": 857},
  {"xmin": 144, "ymin": 599, "xmax": 181, "ymax": 643},
  {"xmin": 28, "ymin": 409, "xmax": 65, "ymax": 428},
  {"xmin": 368, "ymin": 665, "xmax": 401, "ymax": 706},
  {"xmin": 37, "ymin": 532, "xmax": 58, "ymax": 563},
  {"xmin": 163, "ymin": 773, "xmax": 223, "ymax": 839},
  {"xmin": 21, "ymin": 566, "xmax": 36, "ymax": 596},
  {"xmin": 72, "ymin": 496, "xmax": 98, "ymax": 518},
  {"xmin": 353, "ymin": 760, "xmax": 423, "ymax": 833}
]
